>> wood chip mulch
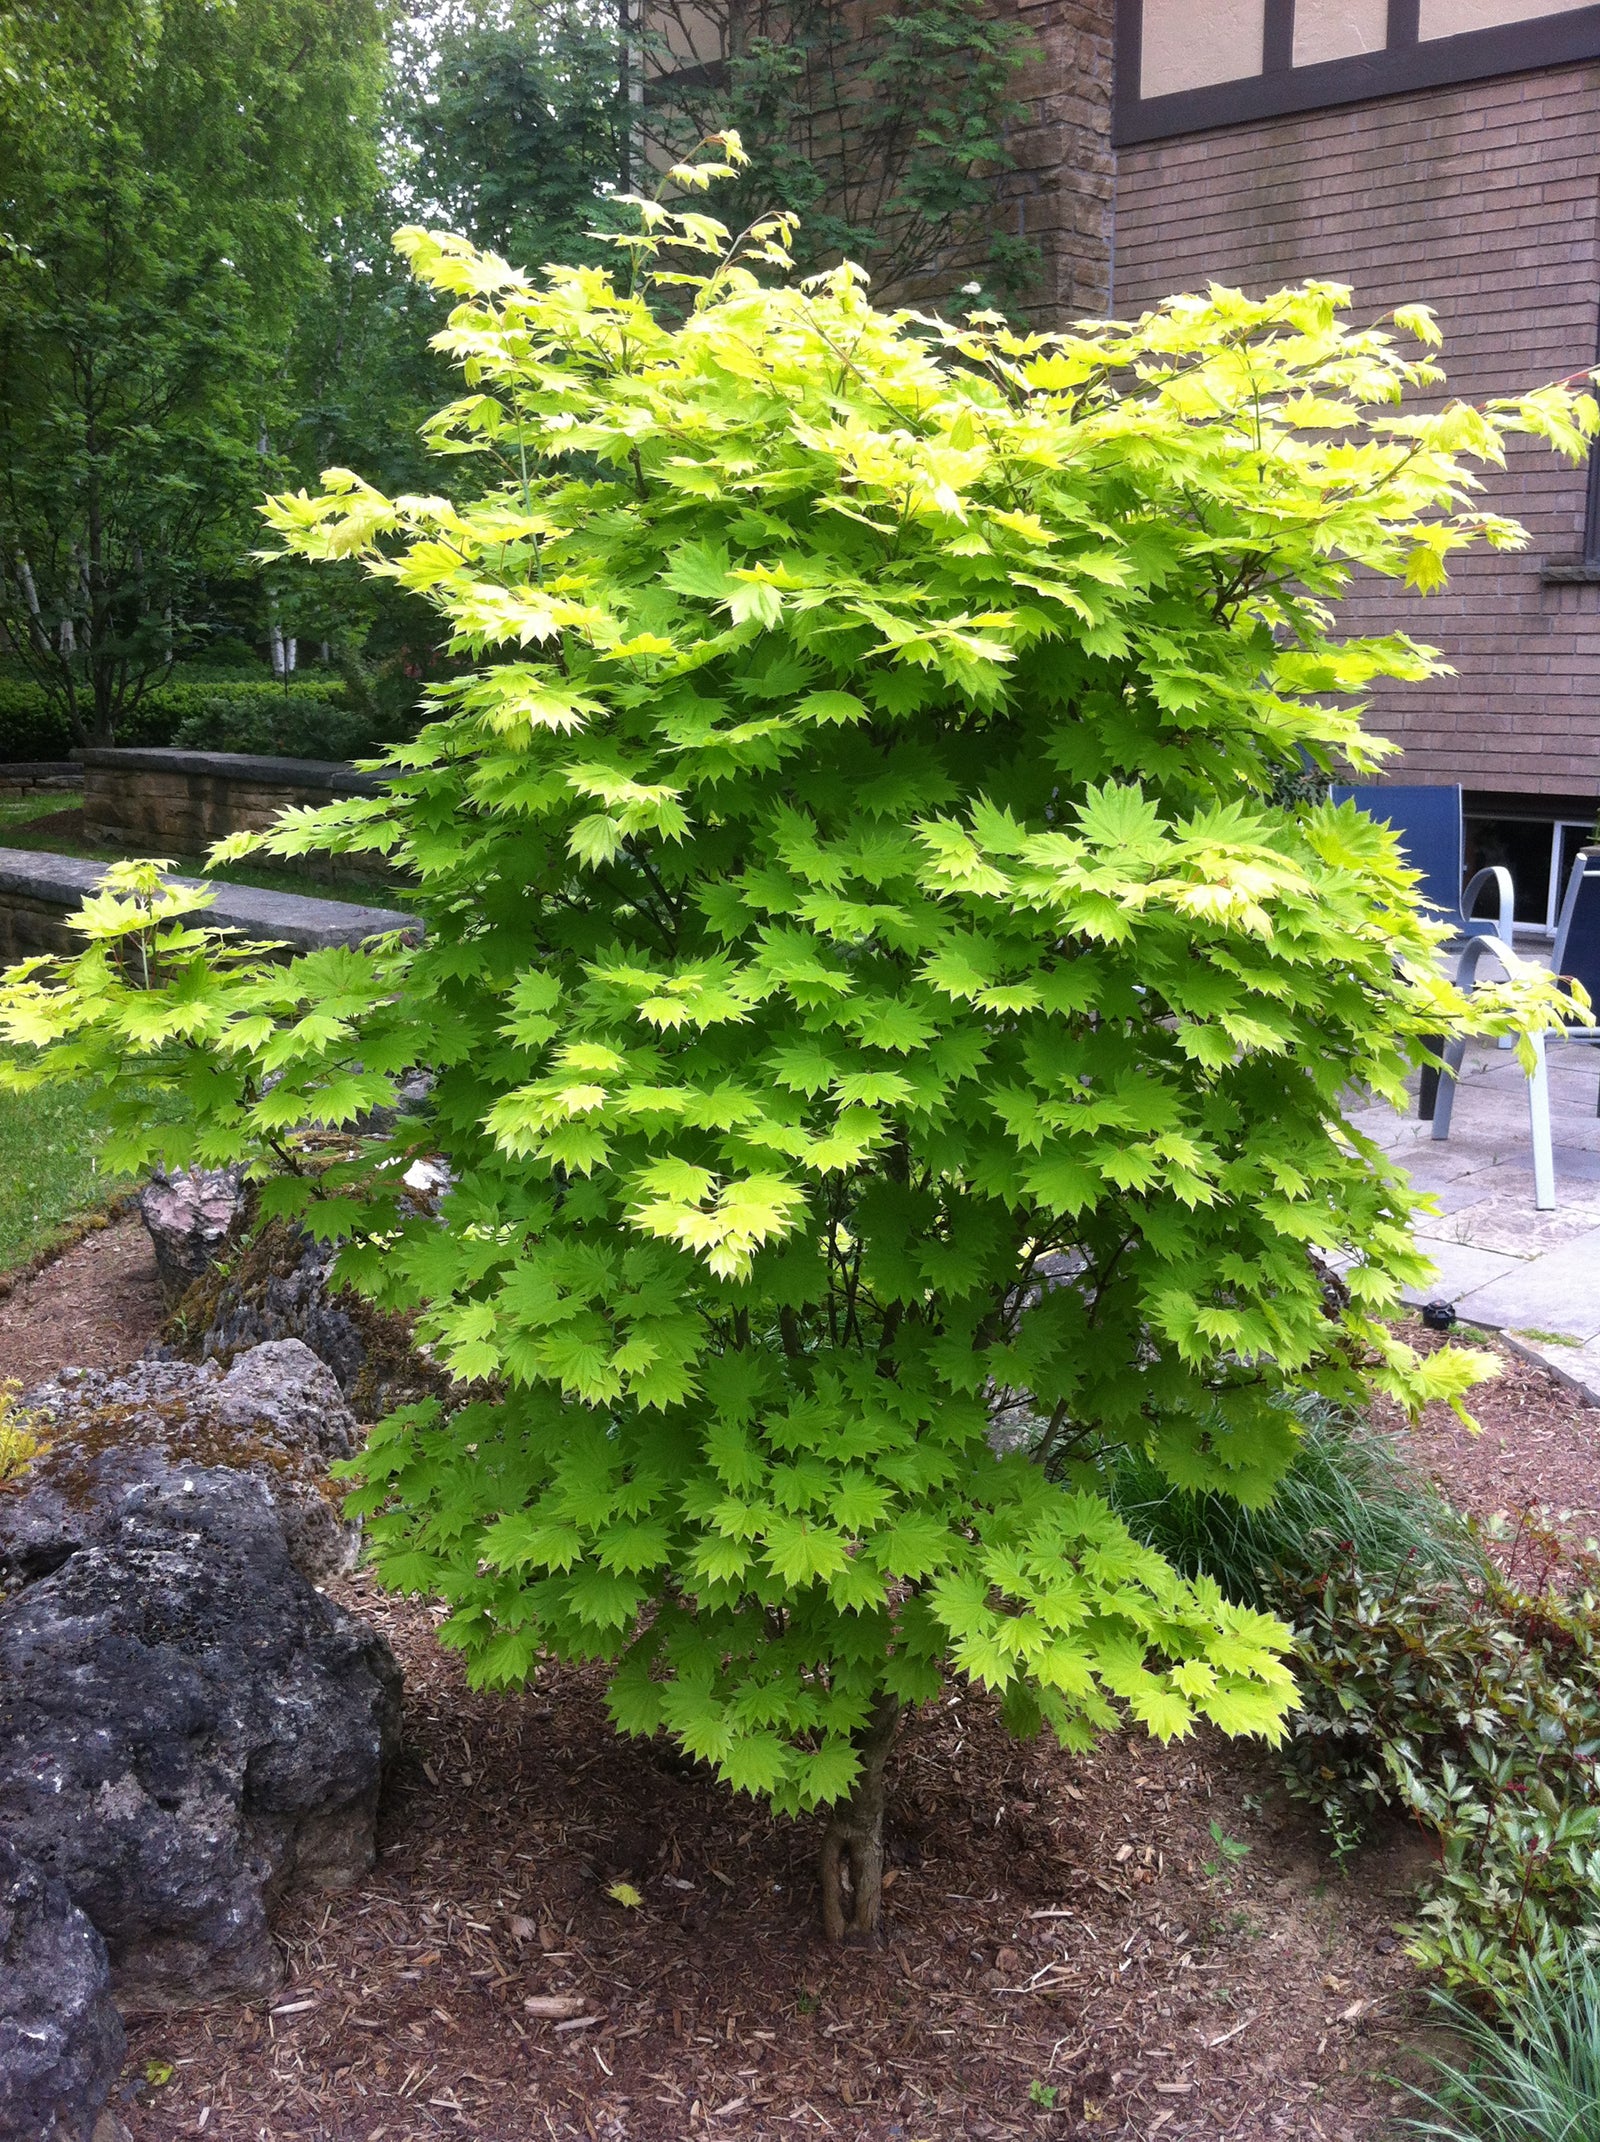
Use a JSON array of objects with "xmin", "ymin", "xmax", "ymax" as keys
[
  {"xmin": 1373, "ymin": 1314, "xmax": 1600, "ymax": 1576},
  {"xmin": 113, "ymin": 1579, "xmax": 1436, "ymax": 2142},
  {"xmin": 13, "ymin": 1252, "xmax": 1597, "ymax": 2140},
  {"xmin": 0, "ymin": 1208, "xmax": 162, "ymax": 1384}
]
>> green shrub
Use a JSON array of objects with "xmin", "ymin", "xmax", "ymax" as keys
[
  {"xmin": 169, "ymin": 688, "xmax": 371, "ymax": 761},
  {"xmin": 1405, "ymin": 1962, "xmax": 1600, "ymax": 2139},
  {"xmin": 1282, "ymin": 1557, "xmax": 1600, "ymax": 2005},
  {"xmin": 1105, "ymin": 1393, "xmax": 1600, "ymax": 2007},
  {"xmin": 1097, "ymin": 1396, "xmax": 1484, "ymax": 1606},
  {"xmin": 1, "ymin": 155, "xmax": 1590, "ymax": 1941},
  {"xmin": 0, "ymin": 674, "xmax": 351, "ymax": 762},
  {"xmin": 0, "ymin": 680, "xmax": 86, "ymax": 762},
  {"xmin": 185, "ymin": 635, "xmax": 268, "ymax": 672}
]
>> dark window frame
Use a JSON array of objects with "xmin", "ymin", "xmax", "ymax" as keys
[{"xmin": 1115, "ymin": 0, "xmax": 1600, "ymax": 145}]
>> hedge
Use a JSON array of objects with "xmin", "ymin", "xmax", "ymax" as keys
[{"xmin": 0, "ymin": 675, "xmax": 351, "ymax": 762}]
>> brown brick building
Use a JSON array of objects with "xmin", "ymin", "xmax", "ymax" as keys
[
  {"xmin": 1104, "ymin": 1, "xmax": 1600, "ymax": 927},
  {"xmin": 644, "ymin": 1, "xmax": 1600, "ymax": 920}
]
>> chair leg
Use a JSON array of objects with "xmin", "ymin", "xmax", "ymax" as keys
[
  {"xmin": 1431, "ymin": 1038, "xmax": 1468, "ymax": 1141},
  {"xmin": 1528, "ymin": 1034, "xmax": 1555, "ymax": 1210},
  {"xmin": 1418, "ymin": 1035, "xmax": 1441, "ymax": 1120}
]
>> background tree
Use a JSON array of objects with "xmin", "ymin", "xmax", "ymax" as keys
[
  {"xmin": 638, "ymin": 0, "xmax": 1037, "ymax": 300},
  {"xmin": 279, "ymin": 0, "xmax": 634, "ymax": 689},
  {"xmin": 408, "ymin": 0, "xmax": 632, "ymax": 269},
  {"xmin": 0, "ymin": 0, "xmax": 387, "ymax": 742}
]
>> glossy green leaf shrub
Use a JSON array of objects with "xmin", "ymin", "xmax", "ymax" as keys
[
  {"xmin": 1284, "ymin": 1554, "xmax": 1600, "ymax": 2007},
  {"xmin": 0, "ymin": 162, "xmax": 1589, "ymax": 1914}
]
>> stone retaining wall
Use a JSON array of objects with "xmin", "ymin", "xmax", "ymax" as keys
[
  {"xmin": 0, "ymin": 849, "xmax": 420, "ymax": 964},
  {"xmin": 81, "ymin": 748, "xmax": 388, "ymax": 881},
  {"xmin": 0, "ymin": 761, "xmax": 82, "ymax": 800}
]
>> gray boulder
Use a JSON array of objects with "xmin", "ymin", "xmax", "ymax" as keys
[
  {"xmin": 0, "ymin": 1453, "xmax": 401, "ymax": 2011},
  {"xmin": 138, "ymin": 1166, "xmax": 246, "ymax": 1305},
  {"xmin": 12, "ymin": 1340, "xmax": 360, "ymax": 1587},
  {"xmin": 0, "ymin": 1837, "xmax": 125, "ymax": 2142},
  {"xmin": 192, "ymin": 1225, "xmax": 368, "ymax": 1396},
  {"xmin": 172, "ymin": 1202, "xmax": 452, "ymax": 1423}
]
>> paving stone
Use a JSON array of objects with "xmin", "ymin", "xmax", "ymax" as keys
[
  {"xmin": 1393, "ymin": 1136, "xmax": 1509, "ymax": 1183},
  {"xmin": 1410, "ymin": 1179, "xmax": 1494, "ymax": 1216},
  {"xmin": 1402, "ymin": 1237, "xmax": 1525, "ymax": 1303},
  {"xmin": 0, "ymin": 849, "xmax": 419, "ymax": 963},
  {"xmin": 1445, "ymin": 1199, "xmax": 1600, "ymax": 1258},
  {"xmin": 1492, "ymin": 1332, "xmax": 1600, "ymax": 1405},
  {"xmin": 1435, "ymin": 1235, "xmax": 1600, "ymax": 1344}
]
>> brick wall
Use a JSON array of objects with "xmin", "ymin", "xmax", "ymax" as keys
[
  {"xmin": 886, "ymin": 0, "xmax": 1116, "ymax": 318},
  {"xmin": 1004, "ymin": 0, "xmax": 1117, "ymax": 320},
  {"xmin": 1115, "ymin": 64, "xmax": 1600, "ymax": 800}
]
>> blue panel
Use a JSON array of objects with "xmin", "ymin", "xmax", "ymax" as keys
[
  {"xmin": 1332, "ymin": 784, "xmax": 1463, "ymax": 918},
  {"xmin": 1555, "ymin": 855, "xmax": 1600, "ymax": 1008}
]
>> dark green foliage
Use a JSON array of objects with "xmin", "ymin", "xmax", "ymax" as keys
[
  {"xmin": 1283, "ymin": 1558, "xmax": 1600, "ymax": 2005},
  {"xmin": 642, "ymin": 0, "xmax": 1035, "ymax": 299},
  {"xmin": 1406, "ymin": 1961, "xmax": 1600, "ymax": 2138},
  {"xmin": 1097, "ymin": 1397, "xmax": 1483, "ymax": 1605},
  {"xmin": 0, "ymin": 675, "xmax": 351, "ymax": 763},
  {"xmin": 0, "ymin": 0, "xmax": 387, "ymax": 743},
  {"xmin": 408, "ymin": 2, "xmax": 631, "ymax": 272},
  {"xmin": 169, "ymin": 690, "xmax": 374, "ymax": 763}
]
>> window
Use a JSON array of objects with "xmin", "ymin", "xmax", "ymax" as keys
[
  {"xmin": 1464, "ymin": 804, "xmax": 1600, "ymax": 931},
  {"xmin": 1115, "ymin": 0, "xmax": 1600, "ymax": 143}
]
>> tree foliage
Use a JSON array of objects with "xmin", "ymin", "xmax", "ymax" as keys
[
  {"xmin": 2, "ymin": 160, "xmax": 1591, "ymax": 1934},
  {"xmin": 409, "ymin": 0, "xmax": 632, "ymax": 269},
  {"xmin": 641, "ymin": 0, "xmax": 1035, "ymax": 299},
  {"xmin": 0, "ymin": 0, "xmax": 387, "ymax": 741}
]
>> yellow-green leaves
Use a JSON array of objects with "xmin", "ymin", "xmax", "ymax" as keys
[
  {"xmin": 9, "ymin": 202, "xmax": 1597, "ymax": 1832},
  {"xmin": 628, "ymin": 1161, "xmax": 806, "ymax": 1280}
]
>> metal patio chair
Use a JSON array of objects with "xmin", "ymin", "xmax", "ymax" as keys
[
  {"xmin": 1333, "ymin": 782, "xmax": 1518, "ymax": 1109},
  {"xmin": 1429, "ymin": 845, "xmax": 1600, "ymax": 1212}
]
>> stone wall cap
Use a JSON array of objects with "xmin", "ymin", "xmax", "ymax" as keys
[
  {"xmin": 80, "ymin": 747, "xmax": 385, "ymax": 796},
  {"xmin": 0, "ymin": 761, "xmax": 82, "ymax": 779},
  {"xmin": 0, "ymin": 847, "xmax": 421, "ymax": 953}
]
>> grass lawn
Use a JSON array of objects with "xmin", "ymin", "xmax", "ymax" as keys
[
  {"xmin": 0, "ymin": 805, "xmax": 136, "ymax": 1273},
  {"xmin": 0, "ymin": 1060, "xmax": 132, "ymax": 1277}
]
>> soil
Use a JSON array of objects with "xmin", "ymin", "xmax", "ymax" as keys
[
  {"xmin": 9, "ymin": 803, "xmax": 92, "ymax": 844},
  {"xmin": 1372, "ymin": 1314, "xmax": 1600, "ymax": 1576},
  {"xmin": 0, "ymin": 1210, "xmax": 163, "ymax": 1385},
  {"xmin": 3, "ymin": 1247, "xmax": 1594, "ymax": 2141}
]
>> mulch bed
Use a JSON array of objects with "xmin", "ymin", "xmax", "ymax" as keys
[
  {"xmin": 0, "ymin": 1209, "xmax": 163, "ymax": 1385},
  {"xmin": 116, "ymin": 1583, "xmax": 1431, "ymax": 2142},
  {"xmin": 5, "ymin": 1245, "xmax": 1595, "ymax": 2139},
  {"xmin": 1373, "ymin": 1313, "xmax": 1600, "ymax": 1576}
]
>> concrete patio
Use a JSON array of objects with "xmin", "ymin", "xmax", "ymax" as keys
[{"xmin": 1347, "ymin": 1032, "xmax": 1600, "ymax": 1400}]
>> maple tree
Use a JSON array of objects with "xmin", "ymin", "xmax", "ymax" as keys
[{"xmin": 2, "ymin": 149, "xmax": 1589, "ymax": 1940}]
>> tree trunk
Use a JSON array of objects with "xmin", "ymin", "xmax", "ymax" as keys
[{"xmin": 819, "ymin": 1693, "xmax": 899, "ymax": 1945}]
